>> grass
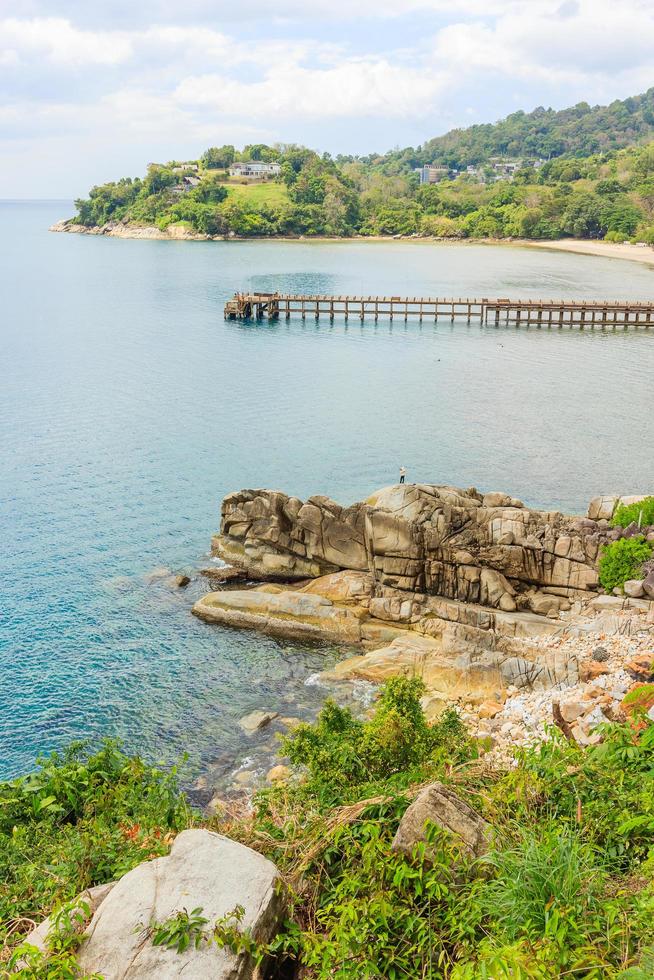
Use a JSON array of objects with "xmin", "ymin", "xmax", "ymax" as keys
[{"xmin": 224, "ymin": 180, "xmax": 290, "ymax": 206}]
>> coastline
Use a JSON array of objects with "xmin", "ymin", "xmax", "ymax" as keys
[
  {"xmin": 508, "ymin": 237, "xmax": 654, "ymax": 266},
  {"xmin": 50, "ymin": 219, "xmax": 654, "ymax": 265}
]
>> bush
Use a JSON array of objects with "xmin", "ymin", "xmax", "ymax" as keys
[
  {"xmin": 598, "ymin": 536, "xmax": 653, "ymax": 592},
  {"xmin": 0, "ymin": 741, "xmax": 191, "ymax": 947},
  {"xmin": 282, "ymin": 676, "xmax": 472, "ymax": 798},
  {"xmin": 612, "ymin": 496, "xmax": 654, "ymax": 529}
]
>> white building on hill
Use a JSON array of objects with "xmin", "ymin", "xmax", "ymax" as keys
[{"xmin": 229, "ymin": 162, "xmax": 281, "ymax": 179}]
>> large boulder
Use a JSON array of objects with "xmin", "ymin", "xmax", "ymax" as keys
[
  {"xmin": 74, "ymin": 830, "xmax": 284, "ymax": 979},
  {"xmin": 392, "ymin": 783, "xmax": 492, "ymax": 860}
]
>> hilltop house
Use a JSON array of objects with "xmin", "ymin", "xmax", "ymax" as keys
[
  {"xmin": 229, "ymin": 162, "xmax": 282, "ymax": 180},
  {"xmin": 171, "ymin": 175, "xmax": 201, "ymax": 195}
]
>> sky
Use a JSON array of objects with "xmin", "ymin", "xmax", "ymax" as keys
[{"xmin": 2, "ymin": 0, "xmax": 654, "ymax": 198}]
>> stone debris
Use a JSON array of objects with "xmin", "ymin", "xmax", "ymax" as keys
[{"xmin": 463, "ymin": 615, "xmax": 652, "ymax": 763}]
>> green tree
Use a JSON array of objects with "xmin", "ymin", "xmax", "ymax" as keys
[{"xmin": 200, "ymin": 145, "xmax": 235, "ymax": 169}]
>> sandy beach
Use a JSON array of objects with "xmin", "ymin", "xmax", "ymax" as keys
[{"xmin": 512, "ymin": 237, "xmax": 654, "ymax": 266}]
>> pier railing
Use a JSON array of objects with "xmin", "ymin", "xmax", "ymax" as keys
[{"xmin": 224, "ymin": 292, "xmax": 654, "ymax": 328}]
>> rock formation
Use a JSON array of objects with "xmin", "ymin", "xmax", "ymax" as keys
[
  {"xmin": 193, "ymin": 485, "xmax": 653, "ymax": 706},
  {"xmin": 211, "ymin": 484, "xmax": 607, "ymax": 602}
]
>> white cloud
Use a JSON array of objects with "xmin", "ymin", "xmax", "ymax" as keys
[
  {"xmin": 432, "ymin": 1, "xmax": 654, "ymax": 85},
  {"xmin": 174, "ymin": 59, "xmax": 446, "ymax": 119},
  {"xmin": 0, "ymin": 17, "xmax": 132, "ymax": 66}
]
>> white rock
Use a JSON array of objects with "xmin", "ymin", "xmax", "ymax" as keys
[{"xmin": 76, "ymin": 829, "xmax": 285, "ymax": 979}]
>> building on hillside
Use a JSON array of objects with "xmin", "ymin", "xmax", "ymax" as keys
[
  {"xmin": 414, "ymin": 164, "xmax": 451, "ymax": 184},
  {"xmin": 171, "ymin": 175, "xmax": 201, "ymax": 195},
  {"xmin": 229, "ymin": 162, "xmax": 281, "ymax": 179},
  {"xmin": 489, "ymin": 158, "xmax": 523, "ymax": 180},
  {"xmin": 172, "ymin": 163, "xmax": 199, "ymax": 173}
]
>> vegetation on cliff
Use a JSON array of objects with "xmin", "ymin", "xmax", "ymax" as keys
[{"xmin": 3, "ymin": 677, "xmax": 654, "ymax": 978}]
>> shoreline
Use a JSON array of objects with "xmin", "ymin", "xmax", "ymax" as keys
[{"xmin": 49, "ymin": 219, "xmax": 654, "ymax": 265}]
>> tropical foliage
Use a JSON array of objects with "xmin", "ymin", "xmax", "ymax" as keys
[{"xmin": 4, "ymin": 679, "xmax": 654, "ymax": 979}]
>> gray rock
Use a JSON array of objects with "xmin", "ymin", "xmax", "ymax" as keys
[
  {"xmin": 592, "ymin": 645, "xmax": 610, "ymax": 662},
  {"xmin": 76, "ymin": 829, "xmax": 285, "ymax": 979},
  {"xmin": 392, "ymin": 782, "xmax": 492, "ymax": 860},
  {"xmin": 643, "ymin": 571, "xmax": 654, "ymax": 599},
  {"xmin": 238, "ymin": 710, "xmax": 279, "ymax": 733},
  {"xmin": 623, "ymin": 579, "xmax": 645, "ymax": 598}
]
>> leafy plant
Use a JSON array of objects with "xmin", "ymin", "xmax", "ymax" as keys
[
  {"xmin": 0, "ymin": 741, "xmax": 192, "ymax": 950},
  {"xmin": 612, "ymin": 496, "xmax": 654, "ymax": 529},
  {"xmin": 598, "ymin": 536, "xmax": 653, "ymax": 592},
  {"xmin": 150, "ymin": 907, "xmax": 209, "ymax": 953},
  {"xmin": 281, "ymin": 676, "xmax": 472, "ymax": 798}
]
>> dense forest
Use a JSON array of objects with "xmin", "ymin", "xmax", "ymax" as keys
[
  {"xmin": 375, "ymin": 87, "xmax": 654, "ymax": 173},
  {"xmin": 70, "ymin": 89, "xmax": 654, "ymax": 242}
]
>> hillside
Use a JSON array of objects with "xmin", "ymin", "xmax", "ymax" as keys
[
  {"xmin": 379, "ymin": 88, "xmax": 654, "ymax": 172},
  {"xmin": 60, "ymin": 136, "xmax": 654, "ymax": 244}
]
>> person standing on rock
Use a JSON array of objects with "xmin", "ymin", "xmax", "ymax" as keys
[{"xmin": 399, "ymin": 466, "xmax": 407, "ymax": 484}]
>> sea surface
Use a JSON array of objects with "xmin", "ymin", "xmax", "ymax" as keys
[{"xmin": 2, "ymin": 201, "xmax": 654, "ymax": 783}]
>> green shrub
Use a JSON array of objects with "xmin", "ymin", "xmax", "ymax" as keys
[
  {"xmin": 281, "ymin": 676, "xmax": 472, "ymax": 798},
  {"xmin": 598, "ymin": 536, "xmax": 653, "ymax": 592},
  {"xmin": 0, "ymin": 741, "xmax": 192, "ymax": 948},
  {"xmin": 478, "ymin": 830, "xmax": 606, "ymax": 945},
  {"xmin": 612, "ymin": 496, "xmax": 654, "ymax": 528}
]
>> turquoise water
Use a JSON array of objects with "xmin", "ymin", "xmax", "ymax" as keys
[{"xmin": 2, "ymin": 201, "xmax": 653, "ymax": 782}]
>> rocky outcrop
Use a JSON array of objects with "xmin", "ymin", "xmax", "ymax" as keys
[
  {"xmin": 71, "ymin": 830, "xmax": 284, "ymax": 979},
  {"xmin": 194, "ymin": 484, "xmax": 654, "ymax": 705},
  {"xmin": 49, "ymin": 219, "xmax": 213, "ymax": 241},
  {"xmin": 213, "ymin": 484, "xmax": 606, "ymax": 605},
  {"xmin": 194, "ymin": 587, "xmax": 369, "ymax": 643},
  {"xmin": 392, "ymin": 783, "xmax": 493, "ymax": 860}
]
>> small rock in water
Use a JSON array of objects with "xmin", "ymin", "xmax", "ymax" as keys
[
  {"xmin": 239, "ymin": 710, "xmax": 279, "ymax": 733},
  {"xmin": 174, "ymin": 573, "xmax": 191, "ymax": 588},
  {"xmin": 233, "ymin": 769, "xmax": 256, "ymax": 786},
  {"xmin": 144, "ymin": 566, "xmax": 172, "ymax": 583}
]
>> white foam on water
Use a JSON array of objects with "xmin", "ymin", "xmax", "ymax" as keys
[
  {"xmin": 351, "ymin": 680, "xmax": 377, "ymax": 707},
  {"xmin": 304, "ymin": 672, "xmax": 325, "ymax": 687}
]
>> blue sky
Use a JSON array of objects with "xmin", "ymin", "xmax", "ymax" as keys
[{"xmin": 2, "ymin": 0, "xmax": 653, "ymax": 198}]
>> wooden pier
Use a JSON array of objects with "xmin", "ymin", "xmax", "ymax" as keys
[{"xmin": 224, "ymin": 292, "xmax": 654, "ymax": 328}]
